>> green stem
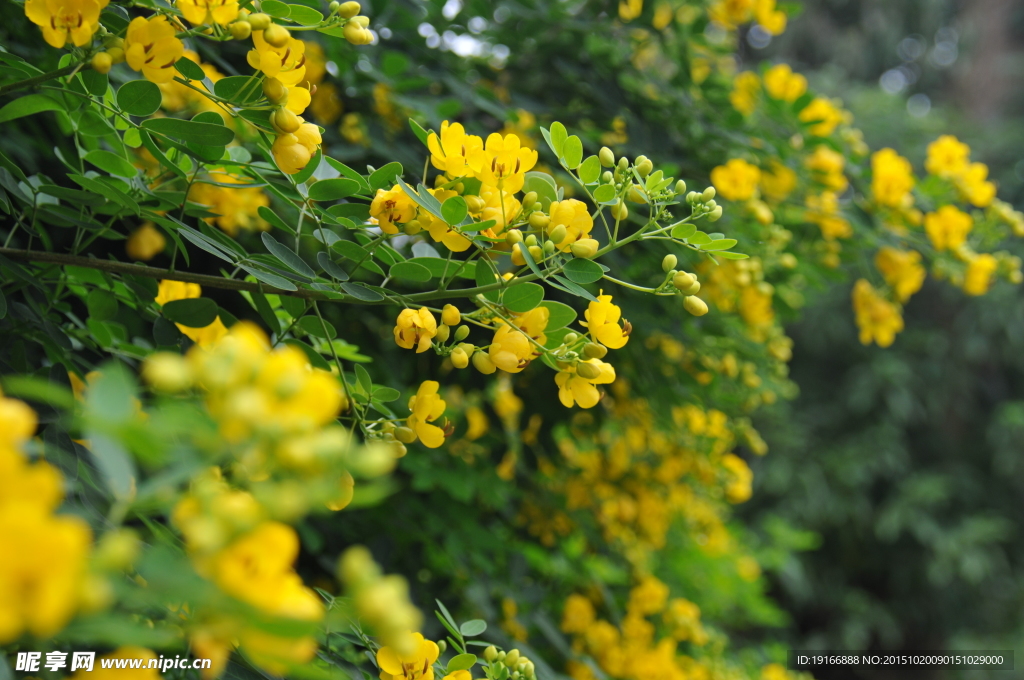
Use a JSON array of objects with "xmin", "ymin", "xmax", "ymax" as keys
[{"xmin": 0, "ymin": 62, "xmax": 86, "ymax": 95}]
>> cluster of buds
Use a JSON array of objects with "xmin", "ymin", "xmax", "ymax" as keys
[
  {"xmin": 685, "ymin": 186, "xmax": 724, "ymax": 222},
  {"xmin": 329, "ymin": 1, "xmax": 373, "ymax": 44},
  {"xmin": 483, "ymin": 646, "xmax": 536, "ymax": 680},
  {"xmin": 596, "ymin": 147, "xmax": 691, "ymax": 224},
  {"xmin": 90, "ymin": 34, "xmax": 126, "ymax": 74},
  {"xmin": 660, "ymin": 254, "xmax": 708, "ymax": 316}
]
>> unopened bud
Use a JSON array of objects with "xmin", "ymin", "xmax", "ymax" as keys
[
  {"xmin": 685, "ymin": 280, "xmax": 701, "ymax": 295},
  {"xmin": 271, "ymin": 108, "xmax": 301, "ymax": 134},
  {"xmin": 247, "ymin": 12, "xmax": 271, "ymax": 30},
  {"xmin": 465, "ymin": 195, "xmax": 485, "ymax": 213},
  {"xmin": 441, "ymin": 304, "xmax": 461, "ymax": 326},
  {"xmin": 525, "ymin": 234, "xmax": 539, "ymax": 247},
  {"xmin": 453, "ymin": 325, "xmax": 470, "ymax": 342},
  {"xmin": 701, "ymin": 186, "xmax": 716, "ymax": 202},
  {"xmin": 338, "ymin": 0, "xmax": 361, "ymax": 17},
  {"xmin": 228, "ymin": 21, "xmax": 252, "ymax": 39},
  {"xmin": 599, "ymin": 146, "xmax": 615, "ymax": 167},
  {"xmin": 329, "ymin": 0, "xmax": 340, "ymax": 12},
  {"xmin": 351, "ymin": 14, "xmax": 370, "ymax": 26},
  {"xmin": 403, "ymin": 219, "xmax": 422, "ymax": 235},
  {"xmin": 562, "ymin": 332, "xmax": 579, "ymax": 345},
  {"xmin": 484, "ymin": 646, "xmax": 499, "ymax": 662},
  {"xmin": 437, "ymin": 640, "xmax": 448, "ymax": 654},
  {"xmin": 434, "ymin": 324, "xmax": 450, "ymax": 343},
  {"xmin": 602, "ymin": 170, "xmax": 614, "ymax": 184},
  {"xmin": 522, "ymin": 191, "xmax": 538, "ymax": 208},
  {"xmin": 472, "ymin": 350, "xmax": 496, "ymax": 375},
  {"xmin": 708, "ymin": 205, "xmax": 723, "ymax": 221},
  {"xmin": 617, "ymin": 157, "xmax": 629, "ymax": 171},
  {"xmin": 528, "ymin": 244, "xmax": 543, "ymax": 261},
  {"xmin": 675, "ymin": 179, "xmax": 687, "ymax": 195},
  {"xmin": 528, "ymin": 212, "xmax": 550, "ymax": 230},
  {"xmin": 506, "ymin": 229, "xmax": 523, "ymax": 245},
  {"xmin": 394, "ymin": 427, "xmax": 417, "ymax": 444},
  {"xmin": 263, "ymin": 23, "xmax": 291, "ymax": 47},
  {"xmin": 106, "ymin": 47, "xmax": 125, "ymax": 64},
  {"xmin": 662, "ymin": 254, "xmax": 678, "ymax": 272},
  {"xmin": 612, "ymin": 201, "xmax": 628, "ymax": 221},
  {"xmin": 543, "ymin": 240, "xmax": 556, "ymax": 255},
  {"xmin": 510, "ymin": 243, "xmax": 526, "ymax": 266},
  {"xmin": 262, "ymin": 77, "xmax": 288, "ymax": 105},
  {"xmin": 582, "ymin": 342, "xmax": 607, "ymax": 359},
  {"xmin": 91, "ymin": 52, "xmax": 112, "ymax": 74},
  {"xmin": 570, "ymin": 238, "xmax": 598, "ymax": 259},
  {"xmin": 450, "ymin": 346, "xmax": 469, "ymax": 369},
  {"xmin": 636, "ymin": 158, "xmax": 653, "ymax": 178},
  {"xmin": 684, "ymin": 295, "xmax": 709, "ymax": 316},
  {"xmin": 673, "ymin": 271, "xmax": 696, "ymax": 291},
  {"xmin": 505, "ymin": 650, "xmax": 521, "ymax": 667},
  {"xmin": 548, "ymin": 224, "xmax": 567, "ymax": 244},
  {"xmin": 628, "ymin": 184, "xmax": 645, "ymax": 203},
  {"xmin": 705, "ymin": 199, "xmax": 717, "ymax": 210}
]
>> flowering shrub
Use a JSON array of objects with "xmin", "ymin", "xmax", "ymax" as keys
[{"xmin": 0, "ymin": 0, "xmax": 1019, "ymax": 678}]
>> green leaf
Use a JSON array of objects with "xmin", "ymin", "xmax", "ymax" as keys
[
  {"xmin": 87, "ymin": 289, "xmax": 118, "ymax": 322},
  {"xmin": 116, "ymin": 80, "xmax": 162, "ymax": 117},
  {"xmin": 140, "ymin": 130, "xmax": 186, "ymax": 179},
  {"xmin": 142, "ymin": 118, "xmax": 235, "ymax": 146},
  {"xmin": 446, "ymin": 654, "xmax": 477, "ymax": 672},
  {"xmin": 523, "ymin": 172, "xmax": 558, "ymax": 211},
  {"xmin": 262, "ymin": 0, "xmax": 291, "ymax": 16},
  {"xmin": 562, "ymin": 258, "xmax": 604, "ymax": 284},
  {"xmin": 381, "ymin": 51, "xmax": 411, "ymax": 77},
  {"xmin": 539, "ymin": 300, "xmax": 576, "ymax": 330},
  {"xmin": 84, "ymin": 150, "xmax": 137, "ymax": 178},
  {"xmin": 240, "ymin": 264, "xmax": 298, "ymax": 291},
  {"xmin": 390, "ymin": 261, "xmax": 432, "ymax": 282},
  {"xmin": 461, "ymin": 219, "xmax": 496, "ymax": 232},
  {"xmin": 687, "ymin": 231, "xmax": 712, "ymax": 246},
  {"xmin": 0, "ymin": 290, "xmax": 6, "ymax": 320},
  {"xmin": 81, "ymin": 69, "xmax": 108, "ymax": 97},
  {"xmin": 441, "ymin": 196, "xmax": 468, "ymax": 225},
  {"xmin": 409, "ymin": 118, "xmax": 431, "ymax": 146},
  {"xmin": 317, "ymin": 252, "xmax": 350, "ymax": 281},
  {"xmin": 162, "ymin": 298, "xmax": 218, "ymax": 328},
  {"xmin": 287, "ymin": 4, "xmax": 323, "ymax": 23},
  {"xmin": 262, "ymin": 232, "xmax": 316, "ymax": 278},
  {"xmin": 716, "ymin": 251, "xmax": 750, "ymax": 259},
  {"xmin": 177, "ymin": 225, "xmax": 237, "ymax": 263},
  {"xmin": 502, "ymin": 281, "xmax": 544, "ymax": 313},
  {"xmin": 459, "ymin": 620, "xmax": 487, "ymax": 637},
  {"xmin": 593, "ymin": 184, "xmax": 617, "ymax": 204},
  {"xmin": 257, "ymin": 206, "xmax": 296, "ymax": 235},
  {"xmin": 703, "ymin": 238, "xmax": 738, "ymax": 251},
  {"xmin": 175, "ymin": 56, "xmax": 206, "ymax": 80},
  {"xmin": 671, "ymin": 222, "xmax": 697, "ymax": 240},
  {"xmin": 397, "ymin": 178, "xmax": 443, "ymax": 220},
  {"xmin": 340, "ymin": 282, "xmax": 384, "ymax": 301},
  {"xmin": 251, "ymin": 291, "xmax": 281, "ymax": 334},
  {"xmin": 354, "ymin": 364, "xmax": 372, "ymax": 395},
  {"xmin": 369, "ymin": 161, "xmax": 404, "ymax": 192},
  {"xmin": 87, "ymin": 433, "xmax": 137, "ymax": 500},
  {"xmin": 0, "ymin": 94, "xmax": 62, "ymax": 124},
  {"xmin": 372, "ymin": 385, "xmax": 401, "ymax": 403},
  {"xmin": 552, "ymin": 274, "xmax": 599, "ymax": 302},
  {"xmin": 548, "ymin": 121, "xmax": 568, "ymax": 156},
  {"xmin": 561, "ymin": 135, "xmax": 583, "ymax": 169},
  {"xmin": 579, "ymin": 155, "xmax": 601, "ymax": 184},
  {"xmin": 298, "ymin": 315, "xmax": 336, "ymax": 339},
  {"xmin": 308, "ymin": 178, "xmax": 360, "ymax": 201}
]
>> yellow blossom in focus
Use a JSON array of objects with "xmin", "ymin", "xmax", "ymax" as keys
[
  {"xmin": 126, "ymin": 222, "xmax": 166, "ymax": 261},
  {"xmin": 852, "ymin": 279, "xmax": 903, "ymax": 347},
  {"xmin": 428, "ymin": 121, "xmax": 485, "ymax": 178},
  {"xmin": 469, "ymin": 132, "xmax": 538, "ymax": 194},
  {"xmin": 176, "ymin": 0, "xmax": 238, "ymax": 25},
  {"xmin": 272, "ymin": 124, "xmax": 321, "ymax": 175},
  {"xmin": 963, "ymin": 253, "xmax": 998, "ymax": 296},
  {"xmin": 871, "ymin": 148, "xmax": 915, "ymax": 208},
  {"xmin": 25, "ymin": 0, "xmax": 108, "ymax": 47},
  {"xmin": 555, "ymin": 359, "xmax": 616, "ymax": 408},
  {"xmin": 371, "ymin": 185, "xmax": 418, "ymax": 235},
  {"xmin": 489, "ymin": 324, "xmax": 535, "ymax": 373},
  {"xmin": 125, "ymin": 15, "xmax": 185, "ymax": 84},
  {"xmin": 925, "ymin": 134, "xmax": 970, "ymax": 179},
  {"xmin": 420, "ymin": 187, "xmax": 473, "ymax": 252},
  {"xmin": 407, "ymin": 381, "xmax": 447, "ymax": 448},
  {"xmin": 581, "ymin": 293, "xmax": 631, "ymax": 349},
  {"xmin": 155, "ymin": 279, "xmax": 201, "ymax": 306},
  {"xmin": 763, "ymin": 63, "xmax": 806, "ymax": 101},
  {"xmin": 798, "ymin": 97, "xmax": 844, "ymax": 137},
  {"xmin": 475, "ymin": 184, "xmax": 522, "ymax": 236},
  {"xmin": 924, "ymin": 205, "xmax": 972, "ymax": 251},
  {"xmin": 711, "ymin": 158, "xmax": 761, "ymax": 202},
  {"xmin": 875, "ymin": 247, "xmax": 925, "ymax": 303},
  {"xmin": 247, "ymin": 31, "xmax": 307, "ymax": 86},
  {"xmin": 394, "ymin": 308, "xmax": 437, "ymax": 353},
  {"xmin": 376, "ymin": 633, "xmax": 440, "ymax": 680},
  {"xmin": 729, "ymin": 71, "xmax": 761, "ymax": 116},
  {"xmin": 548, "ymin": 199, "xmax": 594, "ymax": 251}
]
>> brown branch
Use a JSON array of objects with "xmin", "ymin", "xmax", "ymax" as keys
[
  {"xmin": 0, "ymin": 248, "xmax": 329, "ymax": 300},
  {"xmin": 0, "ymin": 63, "xmax": 88, "ymax": 96}
]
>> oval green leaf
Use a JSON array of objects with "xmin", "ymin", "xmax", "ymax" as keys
[
  {"xmin": 441, "ymin": 195, "xmax": 468, "ymax": 225},
  {"xmin": 84, "ymin": 150, "xmax": 137, "ymax": 178},
  {"xmin": 390, "ymin": 261, "xmax": 432, "ymax": 282},
  {"xmin": 287, "ymin": 4, "xmax": 323, "ymax": 23},
  {"xmin": 262, "ymin": 0, "xmax": 290, "ymax": 16},
  {"xmin": 687, "ymin": 231, "xmax": 712, "ymax": 246},
  {"xmin": 503, "ymin": 281, "xmax": 544, "ymax": 313},
  {"xmin": 0, "ymin": 94, "xmax": 63, "ymax": 124},
  {"xmin": 578, "ymin": 155, "xmax": 601, "ymax": 184},
  {"xmin": 562, "ymin": 258, "xmax": 604, "ymax": 284},
  {"xmin": 459, "ymin": 620, "xmax": 487, "ymax": 637},
  {"xmin": 548, "ymin": 121, "xmax": 568, "ymax": 156},
  {"xmin": 561, "ymin": 134, "xmax": 583, "ymax": 169},
  {"xmin": 308, "ymin": 178, "xmax": 360, "ymax": 201},
  {"xmin": 116, "ymin": 80, "xmax": 161, "ymax": 117},
  {"xmin": 539, "ymin": 300, "xmax": 577, "ymax": 330},
  {"xmin": 175, "ymin": 56, "xmax": 206, "ymax": 80},
  {"xmin": 446, "ymin": 654, "xmax": 477, "ymax": 673},
  {"xmin": 369, "ymin": 161, "xmax": 404, "ymax": 191},
  {"xmin": 262, "ymin": 232, "xmax": 315, "ymax": 278},
  {"xmin": 141, "ymin": 118, "xmax": 235, "ymax": 146},
  {"xmin": 703, "ymin": 238, "xmax": 739, "ymax": 251},
  {"xmin": 593, "ymin": 184, "xmax": 617, "ymax": 204},
  {"xmin": 671, "ymin": 222, "xmax": 697, "ymax": 240},
  {"xmin": 162, "ymin": 298, "xmax": 218, "ymax": 328},
  {"xmin": 298, "ymin": 315, "xmax": 336, "ymax": 339}
]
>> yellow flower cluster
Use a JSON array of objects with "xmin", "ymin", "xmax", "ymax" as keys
[
  {"xmin": 764, "ymin": 63, "xmax": 807, "ymax": 102},
  {"xmin": 711, "ymin": 159, "xmax": 761, "ymax": 202},
  {"xmin": 190, "ymin": 173, "xmax": 271, "ymax": 236},
  {"xmin": 852, "ymin": 279, "xmax": 903, "ymax": 348},
  {"xmin": 798, "ymin": 97, "xmax": 846, "ymax": 137},
  {"xmin": 709, "ymin": 0, "xmax": 787, "ymax": 34},
  {"xmin": 874, "ymin": 247, "xmax": 925, "ymax": 303},
  {"xmin": 0, "ymin": 391, "xmax": 92, "ymax": 643},
  {"xmin": 924, "ymin": 205, "xmax": 972, "ymax": 252},
  {"xmin": 925, "ymin": 135, "xmax": 996, "ymax": 207},
  {"xmin": 871, "ymin": 148, "xmax": 915, "ymax": 209}
]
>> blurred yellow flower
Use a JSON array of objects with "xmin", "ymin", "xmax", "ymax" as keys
[
  {"xmin": 871, "ymin": 148, "xmax": 915, "ymax": 208},
  {"xmin": 963, "ymin": 253, "xmax": 998, "ymax": 296},
  {"xmin": 763, "ymin": 63, "xmax": 806, "ymax": 101},
  {"xmin": 798, "ymin": 97, "xmax": 844, "ymax": 137},
  {"xmin": 924, "ymin": 205, "xmax": 972, "ymax": 251},
  {"xmin": 852, "ymin": 279, "xmax": 903, "ymax": 347},
  {"xmin": 711, "ymin": 158, "xmax": 761, "ymax": 201},
  {"xmin": 875, "ymin": 247, "xmax": 925, "ymax": 302},
  {"xmin": 176, "ymin": 0, "xmax": 238, "ymax": 25},
  {"xmin": 407, "ymin": 381, "xmax": 447, "ymax": 448},
  {"xmin": 126, "ymin": 222, "xmax": 166, "ymax": 261},
  {"xmin": 729, "ymin": 71, "xmax": 761, "ymax": 116}
]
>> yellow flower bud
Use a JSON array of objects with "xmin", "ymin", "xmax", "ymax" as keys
[
  {"xmin": 329, "ymin": 0, "xmax": 340, "ymax": 12},
  {"xmin": 779, "ymin": 253, "xmax": 798, "ymax": 268},
  {"xmin": 523, "ymin": 662, "xmax": 535, "ymax": 678},
  {"xmin": 506, "ymin": 229, "xmax": 524, "ymax": 245},
  {"xmin": 338, "ymin": 0, "xmax": 361, "ymax": 17},
  {"xmin": 465, "ymin": 195, "xmax": 485, "ymax": 213},
  {"xmin": 246, "ymin": 12, "xmax": 271, "ymax": 30},
  {"xmin": 701, "ymin": 186, "xmax": 716, "ymax": 202},
  {"xmin": 103, "ymin": 35, "xmax": 124, "ymax": 49},
  {"xmin": 394, "ymin": 426, "xmax": 417, "ymax": 444},
  {"xmin": 602, "ymin": 170, "xmax": 614, "ymax": 184},
  {"xmin": 438, "ymin": 640, "xmax": 448, "ymax": 655},
  {"xmin": 228, "ymin": 21, "xmax": 252, "ymax": 39},
  {"xmin": 675, "ymin": 179, "xmax": 687, "ymax": 194},
  {"xmin": 673, "ymin": 271, "xmax": 696, "ymax": 291},
  {"xmin": 684, "ymin": 295, "xmax": 709, "ymax": 316},
  {"xmin": 343, "ymin": 21, "xmax": 370, "ymax": 44},
  {"xmin": 543, "ymin": 239, "xmax": 556, "ymax": 255},
  {"xmin": 472, "ymin": 350, "xmax": 496, "ymax": 374},
  {"xmin": 106, "ymin": 47, "xmax": 125, "ymax": 64},
  {"xmin": 528, "ymin": 244, "xmax": 543, "ymax": 261},
  {"xmin": 511, "ymin": 243, "xmax": 526, "ymax": 266},
  {"xmin": 390, "ymin": 440, "xmax": 407, "ymax": 458},
  {"xmin": 453, "ymin": 325, "xmax": 470, "ymax": 342},
  {"xmin": 570, "ymin": 238, "xmax": 599, "ymax": 259},
  {"xmin": 271, "ymin": 107, "xmax": 301, "ymax": 134},
  {"xmin": 575, "ymin": 361, "xmax": 602, "ymax": 379},
  {"xmin": 662, "ymin": 254, "xmax": 677, "ymax": 271},
  {"xmin": 352, "ymin": 14, "xmax": 370, "ymax": 26},
  {"xmin": 628, "ymin": 184, "xmax": 646, "ymax": 203},
  {"xmin": 434, "ymin": 324, "xmax": 451, "ymax": 343},
  {"xmin": 685, "ymin": 280, "xmax": 701, "ymax": 295},
  {"xmin": 528, "ymin": 212, "xmax": 550, "ymax": 230},
  {"xmin": 450, "ymin": 346, "xmax": 469, "ymax": 369},
  {"xmin": 441, "ymin": 304, "xmax": 461, "ymax": 326},
  {"xmin": 263, "ymin": 23, "xmax": 291, "ymax": 47},
  {"xmin": 562, "ymin": 332, "xmax": 579, "ymax": 345},
  {"xmin": 522, "ymin": 191, "xmax": 538, "ymax": 208},
  {"xmin": 708, "ymin": 205, "xmax": 724, "ymax": 221},
  {"xmin": 525, "ymin": 234, "xmax": 538, "ymax": 247},
  {"xmin": 548, "ymin": 224, "xmax": 567, "ymax": 245},
  {"xmin": 91, "ymin": 52, "xmax": 112, "ymax": 74},
  {"xmin": 636, "ymin": 158, "xmax": 653, "ymax": 177},
  {"xmin": 582, "ymin": 342, "xmax": 607, "ymax": 359},
  {"xmin": 403, "ymin": 219, "xmax": 422, "ymax": 235},
  {"xmin": 262, "ymin": 77, "xmax": 288, "ymax": 105},
  {"xmin": 143, "ymin": 352, "xmax": 193, "ymax": 392},
  {"xmin": 599, "ymin": 146, "xmax": 615, "ymax": 167},
  {"xmin": 505, "ymin": 650, "xmax": 521, "ymax": 667},
  {"xmin": 484, "ymin": 646, "xmax": 499, "ymax": 662},
  {"xmin": 612, "ymin": 201, "xmax": 628, "ymax": 221}
]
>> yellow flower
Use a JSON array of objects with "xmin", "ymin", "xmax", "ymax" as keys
[
  {"xmin": 247, "ymin": 31, "xmax": 307, "ymax": 86},
  {"xmin": 371, "ymin": 185, "xmax": 419, "ymax": 235},
  {"xmin": 394, "ymin": 308, "xmax": 437, "ymax": 353},
  {"xmin": 547, "ymin": 199, "xmax": 594, "ymax": 251},
  {"xmin": 875, "ymin": 247, "xmax": 925, "ymax": 303},
  {"xmin": 925, "ymin": 134, "xmax": 970, "ymax": 178},
  {"xmin": 157, "ymin": 50, "xmax": 224, "ymax": 113},
  {"xmin": 708, "ymin": 0, "xmax": 754, "ymax": 29},
  {"xmin": 761, "ymin": 663, "xmax": 789, "ymax": 680},
  {"xmin": 852, "ymin": 279, "xmax": 903, "ymax": 347},
  {"xmin": 272, "ymin": 123, "xmax": 321, "ymax": 175},
  {"xmin": 619, "ymin": 0, "xmax": 642, "ymax": 21},
  {"xmin": 511, "ymin": 306, "xmax": 550, "ymax": 347},
  {"xmin": 805, "ymin": 145, "xmax": 848, "ymax": 192},
  {"xmin": 176, "ymin": 0, "xmax": 238, "ymax": 25},
  {"xmin": 407, "ymin": 381, "xmax": 447, "ymax": 448},
  {"xmin": 729, "ymin": 71, "xmax": 760, "ymax": 116},
  {"xmin": 561, "ymin": 594, "xmax": 596, "ymax": 633},
  {"xmin": 180, "ymin": 316, "xmax": 229, "ymax": 349},
  {"xmin": 376, "ymin": 632, "xmax": 440, "ymax": 680},
  {"xmin": 469, "ymin": 133, "xmax": 538, "ymax": 194},
  {"xmin": 156, "ymin": 279, "xmax": 202, "ymax": 306},
  {"xmin": 0, "ymin": 391, "xmax": 38, "ymax": 447},
  {"xmin": 722, "ymin": 453, "xmax": 752, "ymax": 502},
  {"xmin": 664, "ymin": 598, "xmax": 707, "ymax": 644},
  {"xmin": 924, "ymin": 205, "xmax": 972, "ymax": 251},
  {"xmin": 422, "ymin": 188, "xmax": 473, "ymax": 251},
  {"xmin": 126, "ymin": 222, "xmax": 166, "ymax": 261},
  {"xmin": 754, "ymin": 0, "xmax": 786, "ymax": 34},
  {"xmin": 871, "ymin": 148, "xmax": 915, "ymax": 208},
  {"xmin": 629, "ymin": 575, "xmax": 669, "ymax": 615},
  {"xmin": 581, "ymin": 293, "xmax": 631, "ymax": 349},
  {"xmin": 710, "ymin": 158, "xmax": 760, "ymax": 202},
  {"xmin": 960, "ymin": 162, "xmax": 996, "ymax": 208},
  {"xmin": 758, "ymin": 160, "xmax": 796, "ymax": 203},
  {"xmin": 555, "ymin": 359, "xmax": 616, "ymax": 408},
  {"xmin": 190, "ymin": 173, "xmax": 270, "ymax": 236},
  {"xmin": 25, "ymin": 0, "xmax": 108, "ymax": 48},
  {"xmin": 475, "ymin": 184, "xmax": 522, "ymax": 236},
  {"xmin": 805, "ymin": 192, "xmax": 851, "ymax": 240},
  {"xmin": 963, "ymin": 253, "xmax": 998, "ymax": 296},
  {"xmin": 488, "ymin": 324, "xmax": 534, "ymax": 373},
  {"xmin": 763, "ymin": 63, "xmax": 806, "ymax": 101},
  {"xmin": 125, "ymin": 16, "xmax": 185, "ymax": 85},
  {"xmin": 303, "ymin": 40, "xmax": 326, "ymax": 84},
  {"xmin": 798, "ymin": 97, "xmax": 844, "ymax": 137},
  {"xmin": 428, "ymin": 121, "xmax": 485, "ymax": 178}
]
